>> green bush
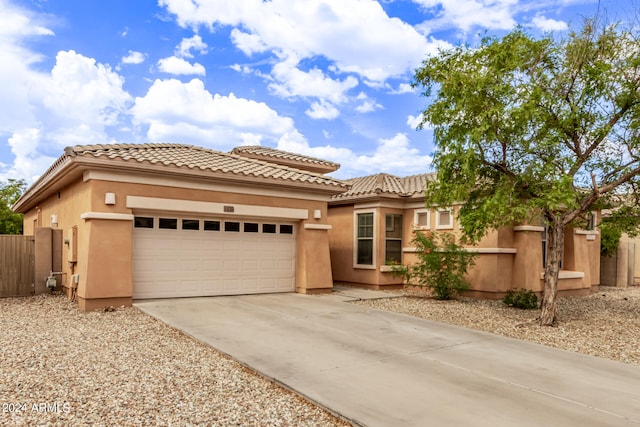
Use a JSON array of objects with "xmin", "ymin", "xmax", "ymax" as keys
[
  {"xmin": 393, "ymin": 231, "xmax": 477, "ymax": 300},
  {"xmin": 503, "ymin": 289, "xmax": 538, "ymax": 309}
]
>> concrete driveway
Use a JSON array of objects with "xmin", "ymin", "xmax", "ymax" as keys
[{"xmin": 135, "ymin": 291, "xmax": 640, "ymax": 427}]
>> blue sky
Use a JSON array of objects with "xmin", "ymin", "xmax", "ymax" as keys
[{"xmin": 0, "ymin": 0, "xmax": 630, "ymax": 182}]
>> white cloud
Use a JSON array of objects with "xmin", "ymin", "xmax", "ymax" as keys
[
  {"xmin": 44, "ymin": 51, "xmax": 132, "ymax": 126},
  {"xmin": 390, "ymin": 83, "xmax": 415, "ymax": 94},
  {"xmin": 131, "ymin": 78, "xmax": 298, "ymax": 146},
  {"xmin": 268, "ymin": 54, "xmax": 359, "ymax": 104},
  {"xmin": 0, "ymin": 22, "xmax": 132, "ymax": 182},
  {"xmin": 532, "ymin": 15, "xmax": 568, "ymax": 32},
  {"xmin": 306, "ymin": 101, "xmax": 340, "ymax": 120},
  {"xmin": 230, "ymin": 29, "xmax": 268, "ymax": 55},
  {"xmin": 160, "ymin": 0, "xmax": 442, "ymax": 83},
  {"xmin": 355, "ymin": 98, "xmax": 383, "ymax": 113},
  {"xmin": 0, "ymin": 2, "xmax": 54, "ymax": 39},
  {"xmin": 414, "ymin": 0, "xmax": 518, "ymax": 33},
  {"xmin": 158, "ymin": 56, "xmax": 206, "ymax": 75},
  {"xmin": 2, "ymin": 128, "xmax": 56, "ymax": 182},
  {"xmin": 177, "ymin": 34, "xmax": 208, "ymax": 58},
  {"xmin": 407, "ymin": 114, "xmax": 425, "ymax": 130},
  {"xmin": 122, "ymin": 50, "xmax": 146, "ymax": 64},
  {"xmin": 230, "ymin": 63, "xmax": 252, "ymax": 74},
  {"xmin": 277, "ymin": 132, "xmax": 432, "ymax": 178}
]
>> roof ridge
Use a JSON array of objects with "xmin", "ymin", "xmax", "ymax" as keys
[
  {"xmin": 70, "ymin": 143, "xmax": 191, "ymax": 153},
  {"xmin": 69, "ymin": 142, "xmax": 346, "ymax": 184},
  {"xmin": 231, "ymin": 145, "xmax": 340, "ymax": 167}
]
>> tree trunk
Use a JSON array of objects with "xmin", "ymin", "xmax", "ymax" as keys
[{"xmin": 540, "ymin": 215, "xmax": 564, "ymax": 326}]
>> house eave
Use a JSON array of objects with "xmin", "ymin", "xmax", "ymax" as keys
[
  {"xmin": 328, "ymin": 193, "xmax": 424, "ymax": 207},
  {"xmin": 13, "ymin": 155, "xmax": 349, "ymax": 213}
]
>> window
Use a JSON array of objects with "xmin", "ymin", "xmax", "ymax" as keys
[
  {"xmin": 356, "ymin": 212, "xmax": 374, "ymax": 265},
  {"xmin": 436, "ymin": 208, "xmax": 453, "ymax": 229},
  {"xmin": 159, "ymin": 218, "xmax": 178, "ymax": 229},
  {"xmin": 263, "ymin": 224, "xmax": 277, "ymax": 234},
  {"xmin": 280, "ymin": 224, "xmax": 294, "ymax": 234},
  {"xmin": 134, "ymin": 216, "xmax": 154, "ymax": 228},
  {"xmin": 414, "ymin": 209, "xmax": 430, "ymax": 229},
  {"xmin": 182, "ymin": 219, "xmax": 200, "ymax": 230},
  {"xmin": 225, "ymin": 221, "xmax": 240, "ymax": 232},
  {"xmin": 385, "ymin": 214, "xmax": 402, "ymax": 264},
  {"xmin": 244, "ymin": 222, "xmax": 259, "ymax": 233},
  {"xmin": 204, "ymin": 220, "xmax": 220, "ymax": 231}
]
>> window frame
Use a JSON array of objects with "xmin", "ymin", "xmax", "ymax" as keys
[
  {"xmin": 384, "ymin": 213, "xmax": 403, "ymax": 264},
  {"xmin": 413, "ymin": 208, "xmax": 430, "ymax": 230},
  {"xmin": 435, "ymin": 208, "xmax": 454, "ymax": 230},
  {"xmin": 354, "ymin": 209, "xmax": 376, "ymax": 269}
]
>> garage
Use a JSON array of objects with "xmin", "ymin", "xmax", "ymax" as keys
[{"xmin": 132, "ymin": 214, "xmax": 296, "ymax": 299}]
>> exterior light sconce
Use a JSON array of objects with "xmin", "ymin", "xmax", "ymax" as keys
[
  {"xmin": 105, "ymin": 193, "xmax": 116, "ymax": 205},
  {"xmin": 314, "ymin": 209, "xmax": 322, "ymax": 219},
  {"xmin": 50, "ymin": 214, "xmax": 58, "ymax": 227}
]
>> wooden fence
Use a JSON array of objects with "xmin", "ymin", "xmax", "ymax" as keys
[{"xmin": 1, "ymin": 235, "xmax": 35, "ymax": 297}]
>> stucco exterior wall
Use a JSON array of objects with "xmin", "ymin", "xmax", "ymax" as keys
[
  {"xmin": 328, "ymin": 202, "xmax": 600, "ymax": 297},
  {"xmin": 24, "ymin": 175, "xmax": 335, "ymax": 310},
  {"xmin": 23, "ymin": 180, "xmax": 91, "ymax": 298}
]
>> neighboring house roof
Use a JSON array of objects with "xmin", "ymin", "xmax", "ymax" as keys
[
  {"xmin": 12, "ymin": 143, "xmax": 349, "ymax": 213},
  {"xmin": 230, "ymin": 146, "xmax": 340, "ymax": 174},
  {"xmin": 329, "ymin": 172, "xmax": 435, "ymax": 204}
]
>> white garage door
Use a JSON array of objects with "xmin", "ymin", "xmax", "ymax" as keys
[{"xmin": 132, "ymin": 214, "xmax": 296, "ymax": 299}]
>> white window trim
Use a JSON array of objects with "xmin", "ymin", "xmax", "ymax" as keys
[
  {"xmin": 436, "ymin": 208, "xmax": 454, "ymax": 230},
  {"xmin": 413, "ymin": 208, "xmax": 430, "ymax": 230},
  {"xmin": 384, "ymin": 213, "xmax": 403, "ymax": 264},
  {"xmin": 354, "ymin": 209, "xmax": 376, "ymax": 269}
]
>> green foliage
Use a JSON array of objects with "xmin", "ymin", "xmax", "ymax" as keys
[
  {"xmin": 0, "ymin": 179, "xmax": 26, "ymax": 234},
  {"xmin": 395, "ymin": 231, "xmax": 477, "ymax": 300},
  {"xmin": 413, "ymin": 20, "xmax": 640, "ymax": 244},
  {"xmin": 599, "ymin": 204, "xmax": 640, "ymax": 256},
  {"xmin": 413, "ymin": 17, "xmax": 640, "ymax": 323},
  {"xmin": 503, "ymin": 289, "xmax": 539, "ymax": 309}
]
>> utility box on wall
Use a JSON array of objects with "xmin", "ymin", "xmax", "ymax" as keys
[{"xmin": 67, "ymin": 226, "xmax": 78, "ymax": 263}]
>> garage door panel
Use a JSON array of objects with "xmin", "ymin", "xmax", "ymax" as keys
[{"xmin": 133, "ymin": 216, "xmax": 296, "ymax": 299}]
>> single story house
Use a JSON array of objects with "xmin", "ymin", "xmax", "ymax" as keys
[
  {"xmin": 13, "ymin": 144, "xmax": 602, "ymax": 310},
  {"xmin": 12, "ymin": 144, "xmax": 347, "ymax": 311},
  {"xmin": 327, "ymin": 173, "xmax": 601, "ymax": 298}
]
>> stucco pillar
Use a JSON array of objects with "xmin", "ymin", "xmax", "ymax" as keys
[
  {"xmin": 616, "ymin": 243, "xmax": 629, "ymax": 288},
  {"xmin": 34, "ymin": 227, "xmax": 52, "ymax": 295},
  {"xmin": 76, "ymin": 217, "xmax": 133, "ymax": 311},
  {"xmin": 512, "ymin": 226, "xmax": 544, "ymax": 292},
  {"xmin": 296, "ymin": 224, "xmax": 333, "ymax": 294}
]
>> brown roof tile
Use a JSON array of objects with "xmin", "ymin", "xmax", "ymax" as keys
[
  {"xmin": 67, "ymin": 143, "xmax": 347, "ymax": 188},
  {"xmin": 13, "ymin": 143, "xmax": 350, "ymax": 212},
  {"xmin": 230, "ymin": 146, "xmax": 340, "ymax": 173},
  {"xmin": 330, "ymin": 172, "xmax": 435, "ymax": 201}
]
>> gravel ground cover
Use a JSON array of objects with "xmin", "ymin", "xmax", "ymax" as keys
[
  {"xmin": 351, "ymin": 285, "xmax": 640, "ymax": 366},
  {"xmin": 0, "ymin": 294, "xmax": 349, "ymax": 427}
]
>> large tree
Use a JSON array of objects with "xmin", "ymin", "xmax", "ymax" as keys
[
  {"xmin": 413, "ymin": 19, "xmax": 640, "ymax": 325},
  {"xmin": 1, "ymin": 179, "xmax": 26, "ymax": 235}
]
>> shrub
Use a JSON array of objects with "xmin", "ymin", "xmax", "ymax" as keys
[
  {"xmin": 393, "ymin": 231, "xmax": 477, "ymax": 300},
  {"xmin": 503, "ymin": 289, "xmax": 539, "ymax": 309}
]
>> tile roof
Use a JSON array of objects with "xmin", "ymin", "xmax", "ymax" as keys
[
  {"xmin": 330, "ymin": 172, "xmax": 435, "ymax": 201},
  {"xmin": 13, "ymin": 143, "xmax": 350, "ymax": 212},
  {"xmin": 67, "ymin": 143, "xmax": 346, "ymax": 187},
  {"xmin": 230, "ymin": 146, "xmax": 340, "ymax": 173}
]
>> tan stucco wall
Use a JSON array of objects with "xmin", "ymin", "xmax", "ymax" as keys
[
  {"xmin": 25, "ymin": 176, "xmax": 335, "ymax": 310},
  {"xmin": 23, "ymin": 180, "xmax": 91, "ymax": 298},
  {"xmin": 328, "ymin": 203, "xmax": 600, "ymax": 297},
  {"xmin": 618, "ymin": 234, "xmax": 640, "ymax": 285}
]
